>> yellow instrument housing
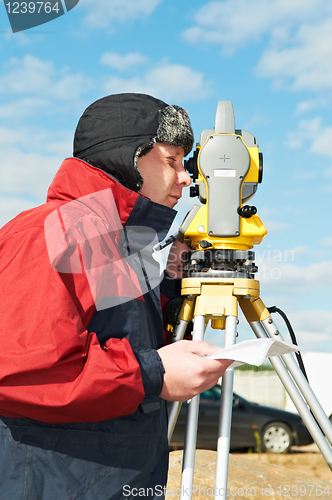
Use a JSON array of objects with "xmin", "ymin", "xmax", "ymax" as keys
[{"xmin": 180, "ymin": 133, "xmax": 267, "ymax": 251}]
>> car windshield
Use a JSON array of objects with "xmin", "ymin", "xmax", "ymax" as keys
[
  {"xmin": 200, "ymin": 386, "xmax": 221, "ymax": 403},
  {"xmin": 200, "ymin": 385, "xmax": 250, "ymax": 406}
]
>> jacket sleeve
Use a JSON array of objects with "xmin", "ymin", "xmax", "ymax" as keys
[{"xmin": 0, "ymin": 218, "xmax": 153, "ymax": 424}]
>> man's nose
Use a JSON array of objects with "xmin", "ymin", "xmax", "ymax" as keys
[{"xmin": 177, "ymin": 166, "xmax": 191, "ymax": 187}]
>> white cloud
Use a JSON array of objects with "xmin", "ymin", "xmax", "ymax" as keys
[
  {"xmin": 0, "ymin": 127, "xmax": 70, "ymax": 222},
  {"xmin": 0, "ymin": 55, "xmax": 84, "ymax": 99},
  {"xmin": 103, "ymin": 61, "xmax": 212, "ymax": 102},
  {"xmin": 0, "ymin": 125, "xmax": 72, "ymax": 157},
  {"xmin": 183, "ymin": 0, "xmax": 269, "ymax": 52},
  {"xmin": 100, "ymin": 52, "xmax": 147, "ymax": 72},
  {"xmin": 286, "ymin": 118, "xmax": 322, "ymax": 150},
  {"xmin": 184, "ymin": 1, "xmax": 332, "ymax": 92},
  {"xmin": 259, "ymin": 219, "xmax": 289, "ymax": 235},
  {"xmin": 82, "ymin": 0, "xmax": 163, "ymax": 29},
  {"xmin": 3, "ymin": 29, "xmax": 32, "ymax": 47},
  {"xmin": 0, "ymin": 97, "xmax": 53, "ymax": 120},
  {"xmin": 325, "ymin": 166, "xmax": 332, "ymax": 177},
  {"xmin": 285, "ymin": 310, "xmax": 332, "ymax": 348},
  {"xmin": 0, "ymin": 55, "xmax": 92, "ymax": 121},
  {"xmin": 256, "ymin": 19, "xmax": 332, "ymax": 91},
  {"xmin": 256, "ymin": 257, "xmax": 332, "ymax": 294},
  {"xmin": 0, "ymin": 145, "xmax": 62, "ymax": 199},
  {"xmin": 322, "ymin": 237, "xmax": 332, "ymax": 248},
  {"xmin": 310, "ymin": 126, "xmax": 332, "ymax": 159},
  {"xmin": 286, "ymin": 118, "xmax": 332, "ymax": 160},
  {"xmin": 183, "ymin": 0, "xmax": 330, "ymax": 53},
  {"xmin": 244, "ymin": 250, "xmax": 332, "ymax": 351},
  {"xmin": 295, "ymin": 97, "xmax": 329, "ymax": 116},
  {"xmin": 258, "ymin": 207, "xmax": 290, "ymax": 235},
  {"xmin": 0, "ymin": 55, "xmax": 87, "ymax": 228}
]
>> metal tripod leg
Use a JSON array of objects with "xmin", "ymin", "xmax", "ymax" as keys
[
  {"xmin": 168, "ymin": 298, "xmax": 196, "ymax": 443},
  {"xmin": 180, "ymin": 315, "xmax": 205, "ymax": 500},
  {"xmin": 261, "ymin": 316, "xmax": 332, "ymax": 445},
  {"xmin": 250, "ymin": 319, "xmax": 332, "ymax": 470},
  {"xmin": 168, "ymin": 401, "xmax": 183, "ymax": 443},
  {"xmin": 214, "ymin": 315, "xmax": 237, "ymax": 499},
  {"xmin": 179, "ymin": 314, "xmax": 237, "ymax": 500},
  {"xmin": 168, "ymin": 320, "xmax": 190, "ymax": 443}
]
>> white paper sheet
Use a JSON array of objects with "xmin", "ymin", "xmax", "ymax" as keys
[{"xmin": 205, "ymin": 338, "xmax": 300, "ymax": 367}]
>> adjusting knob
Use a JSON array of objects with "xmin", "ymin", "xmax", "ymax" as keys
[{"xmin": 238, "ymin": 205, "xmax": 257, "ymax": 218}]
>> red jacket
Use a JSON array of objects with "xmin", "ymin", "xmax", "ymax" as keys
[{"xmin": 0, "ymin": 158, "xmax": 176, "ymax": 423}]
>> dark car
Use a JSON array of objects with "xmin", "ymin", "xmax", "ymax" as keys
[{"xmin": 170, "ymin": 385, "xmax": 313, "ymax": 453}]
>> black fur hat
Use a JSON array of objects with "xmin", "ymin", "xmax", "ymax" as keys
[{"xmin": 73, "ymin": 93, "xmax": 194, "ymax": 192}]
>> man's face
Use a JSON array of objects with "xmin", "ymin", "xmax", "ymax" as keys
[{"xmin": 137, "ymin": 143, "xmax": 191, "ymax": 208}]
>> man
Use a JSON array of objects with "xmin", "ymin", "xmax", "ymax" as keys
[{"xmin": 0, "ymin": 93, "xmax": 231, "ymax": 499}]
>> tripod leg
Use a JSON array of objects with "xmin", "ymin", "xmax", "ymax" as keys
[
  {"xmin": 250, "ymin": 320, "xmax": 332, "ymax": 470},
  {"xmin": 168, "ymin": 297, "xmax": 196, "ymax": 442},
  {"xmin": 261, "ymin": 316, "xmax": 332, "ymax": 445},
  {"xmin": 170, "ymin": 297, "xmax": 195, "ymax": 343},
  {"xmin": 180, "ymin": 315, "xmax": 205, "ymax": 500},
  {"xmin": 171, "ymin": 319, "xmax": 190, "ymax": 342},
  {"xmin": 168, "ymin": 401, "xmax": 183, "ymax": 443},
  {"xmin": 214, "ymin": 315, "xmax": 237, "ymax": 499},
  {"xmin": 168, "ymin": 318, "xmax": 190, "ymax": 442}
]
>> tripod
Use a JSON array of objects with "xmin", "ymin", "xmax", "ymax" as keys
[{"xmin": 167, "ymin": 250, "xmax": 332, "ymax": 500}]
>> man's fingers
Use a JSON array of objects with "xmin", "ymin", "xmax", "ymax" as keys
[
  {"xmin": 158, "ymin": 340, "xmax": 234, "ymax": 401},
  {"xmin": 184, "ymin": 340, "xmax": 223, "ymax": 357}
]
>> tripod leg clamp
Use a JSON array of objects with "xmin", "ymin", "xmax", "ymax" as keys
[{"xmin": 239, "ymin": 297, "xmax": 270, "ymax": 323}]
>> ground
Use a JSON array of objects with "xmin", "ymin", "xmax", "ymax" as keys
[
  {"xmin": 166, "ymin": 444, "xmax": 332, "ymax": 499},
  {"xmin": 244, "ymin": 443, "xmax": 331, "ymax": 482}
]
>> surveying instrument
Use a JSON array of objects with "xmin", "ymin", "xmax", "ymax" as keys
[{"xmin": 166, "ymin": 101, "xmax": 332, "ymax": 499}]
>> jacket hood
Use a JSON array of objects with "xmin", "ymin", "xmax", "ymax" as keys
[{"xmin": 73, "ymin": 93, "xmax": 194, "ymax": 193}]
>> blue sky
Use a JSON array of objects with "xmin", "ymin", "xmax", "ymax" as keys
[{"xmin": 1, "ymin": 0, "xmax": 332, "ymax": 353}]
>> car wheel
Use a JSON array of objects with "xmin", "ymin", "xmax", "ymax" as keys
[{"xmin": 262, "ymin": 422, "xmax": 292, "ymax": 453}]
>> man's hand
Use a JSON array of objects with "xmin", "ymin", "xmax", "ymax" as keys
[
  {"xmin": 157, "ymin": 340, "xmax": 233, "ymax": 401},
  {"xmin": 166, "ymin": 239, "xmax": 190, "ymax": 280}
]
